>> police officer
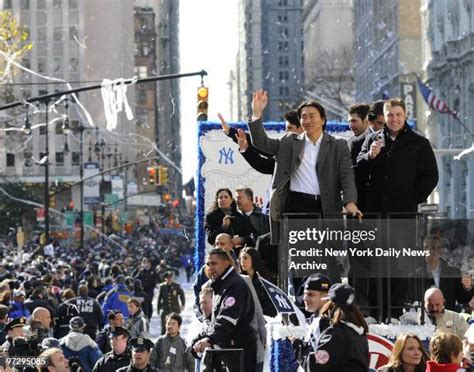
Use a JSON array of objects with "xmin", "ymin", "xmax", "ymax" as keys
[
  {"xmin": 93, "ymin": 326, "xmax": 131, "ymax": 372},
  {"xmin": 157, "ymin": 272, "xmax": 185, "ymax": 335},
  {"xmin": 1, "ymin": 317, "xmax": 26, "ymax": 351},
  {"xmin": 192, "ymin": 248, "xmax": 258, "ymax": 372},
  {"xmin": 116, "ymin": 337, "xmax": 157, "ymax": 372},
  {"xmin": 65, "ymin": 284, "xmax": 104, "ymax": 339}
]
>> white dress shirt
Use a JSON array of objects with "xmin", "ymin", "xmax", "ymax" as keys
[{"xmin": 290, "ymin": 134, "xmax": 322, "ymax": 195}]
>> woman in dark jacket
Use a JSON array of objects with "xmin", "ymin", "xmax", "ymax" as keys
[
  {"xmin": 377, "ymin": 332, "xmax": 429, "ymax": 372},
  {"xmin": 239, "ymin": 247, "xmax": 277, "ymax": 317},
  {"xmin": 204, "ymin": 188, "xmax": 251, "ymax": 245},
  {"xmin": 306, "ymin": 283, "xmax": 369, "ymax": 372}
]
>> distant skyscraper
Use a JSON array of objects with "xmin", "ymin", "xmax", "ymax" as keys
[
  {"xmin": 235, "ymin": 0, "xmax": 304, "ymax": 121},
  {"xmin": 353, "ymin": 0, "xmax": 423, "ymax": 128}
]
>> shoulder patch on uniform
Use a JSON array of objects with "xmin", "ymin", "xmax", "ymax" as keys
[
  {"xmin": 314, "ymin": 350, "xmax": 330, "ymax": 365},
  {"xmin": 222, "ymin": 296, "xmax": 236, "ymax": 309}
]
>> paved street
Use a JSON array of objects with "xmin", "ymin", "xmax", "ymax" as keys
[{"xmin": 150, "ymin": 269, "xmax": 197, "ymax": 342}]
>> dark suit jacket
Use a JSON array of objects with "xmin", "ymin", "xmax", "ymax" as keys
[
  {"xmin": 356, "ymin": 124, "xmax": 438, "ymax": 214},
  {"xmin": 248, "ymin": 117, "xmax": 357, "ymax": 243},
  {"xmin": 227, "ymin": 127, "xmax": 274, "ymax": 175},
  {"xmin": 347, "ymin": 127, "xmax": 373, "ymax": 211}
]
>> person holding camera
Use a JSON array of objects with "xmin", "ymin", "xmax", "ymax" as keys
[{"xmin": 204, "ymin": 188, "xmax": 252, "ymax": 247}]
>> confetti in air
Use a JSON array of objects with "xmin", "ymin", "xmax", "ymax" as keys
[{"xmin": 101, "ymin": 77, "xmax": 137, "ymax": 131}]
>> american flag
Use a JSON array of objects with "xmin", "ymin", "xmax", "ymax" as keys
[{"xmin": 417, "ymin": 77, "xmax": 458, "ymax": 119}]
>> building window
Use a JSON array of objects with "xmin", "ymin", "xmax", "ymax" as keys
[
  {"xmin": 6, "ymin": 154, "xmax": 15, "ymax": 167},
  {"xmin": 56, "ymin": 152, "xmax": 64, "ymax": 165},
  {"xmin": 37, "ymin": 26, "xmax": 46, "ymax": 42},
  {"xmin": 3, "ymin": 0, "xmax": 12, "ymax": 9},
  {"xmin": 53, "ymin": 58, "xmax": 62, "ymax": 75},
  {"xmin": 278, "ymin": 41, "xmax": 288, "ymax": 52},
  {"xmin": 21, "ymin": 0, "xmax": 29, "ymax": 10},
  {"xmin": 53, "ymin": 0, "xmax": 62, "ymax": 9},
  {"xmin": 55, "ymin": 122, "xmax": 64, "ymax": 135},
  {"xmin": 38, "ymin": 58, "xmax": 46, "ymax": 74},
  {"xmin": 72, "ymin": 152, "xmax": 80, "ymax": 165},
  {"xmin": 37, "ymin": 0, "xmax": 46, "ymax": 9},
  {"xmin": 69, "ymin": 26, "xmax": 78, "ymax": 41},
  {"xmin": 54, "ymin": 27, "xmax": 62, "ymax": 42},
  {"xmin": 279, "ymin": 86, "xmax": 290, "ymax": 96},
  {"xmin": 279, "ymin": 71, "xmax": 289, "ymax": 81},
  {"xmin": 278, "ymin": 56, "xmax": 289, "ymax": 67},
  {"xmin": 69, "ymin": 0, "xmax": 78, "ymax": 9}
]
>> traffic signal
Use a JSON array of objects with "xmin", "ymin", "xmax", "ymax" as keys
[
  {"xmin": 148, "ymin": 166, "xmax": 156, "ymax": 185},
  {"xmin": 197, "ymin": 86, "xmax": 209, "ymax": 121},
  {"xmin": 158, "ymin": 166, "xmax": 169, "ymax": 185}
]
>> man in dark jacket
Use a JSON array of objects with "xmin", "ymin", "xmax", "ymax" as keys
[
  {"xmin": 356, "ymin": 97, "xmax": 439, "ymax": 318},
  {"xmin": 192, "ymin": 248, "xmax": 258, "ymax": 372},
  {"xmin": 235, "ymin": 186, "xmax": 269, "ymax": 241},
  {"xmin": 116, "ymin": 337, "xmax": 157, "ymax": 372},
  {"xmin": 134, "ymin": 258, "xmax": 157, "ymax": 301},
  {"xmin": 64, "ymin": 284, "xmax": 103, "ymax": 339},
  {"xmin": 157, "ymin": 272, "xmax": 185, "ymax": 335},
  {"xmin": 346, "ymin": 103, "xmax": 371, "ymax": 165},
  {"xmin": 93, "ymin": 326, "xmax": 131, "ymax": 372},
  {"xmin": 356, "ymin": 98, "xmax": 438, "ymax": 215},
  {"xmin": 132, "ymin": 279, "xmax": 153, "ymax": 320}
]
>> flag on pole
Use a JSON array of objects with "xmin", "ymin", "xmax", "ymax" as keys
[
  {"xmin": 416, "ymin": 77, "xmax": 458, "ymax": 119},
  {"xmin": 258, "ymin": 276, "xmax": 307, "ymax": 327}
]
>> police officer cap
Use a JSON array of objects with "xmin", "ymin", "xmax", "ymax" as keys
[
  {"xmin": 304, "ymin": 274, "xmax": 331, "ymax": 292},
  {"xmin": 164, "ymin": 271, "xmax": 174, "ymax": 278},
  {"xmin": 109, "ymin": 326, "xmax": 130, "ymax": 338},
  {"xmin": 129, "ymin": 337, "xmax": 154, "ymax": 352},
  {"xmin": 4, "ymin": 317, "xmax": 26, "ymax": 333},
  {"xmin": 322, "ymin": 283, "xmax": 356, "ymax": 306}
]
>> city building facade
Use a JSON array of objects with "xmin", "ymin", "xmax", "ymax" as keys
[
  {"xmin": 422, "ymin": 0, "xmax": 474, "ymax": 218},
  {"xmin": 234, "ymin": 0, "xmax": 304, "ymax": 121}
]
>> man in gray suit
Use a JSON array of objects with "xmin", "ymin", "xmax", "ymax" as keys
[{"xmin": 248, "ymin": 89, "xmax": 362, "ymax": 246}]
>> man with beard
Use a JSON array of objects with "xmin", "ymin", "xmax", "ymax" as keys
[{"xmin": 421, "ymin": 287, "xmax": 468, "ymax": 339}]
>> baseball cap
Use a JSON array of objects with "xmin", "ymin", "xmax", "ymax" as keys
[
  {"xmin": 69, "ymin": 316, "xmax": 85, "ymax": 330},
  {"xmin": 322, "ymin": 283, "xmax": 356, "ymax": 306},
  {"xmin": 304, "ymin": 274, "xmax": 331, "ymax": 292}
]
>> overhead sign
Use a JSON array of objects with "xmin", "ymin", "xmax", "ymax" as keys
[
  {"xmin": 401, "ymin": 82, "xmax": 417, "ymax": 121},
  {"xmin": 83, "ymin": 162, "xmax": 101, "ymax": 204}
]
